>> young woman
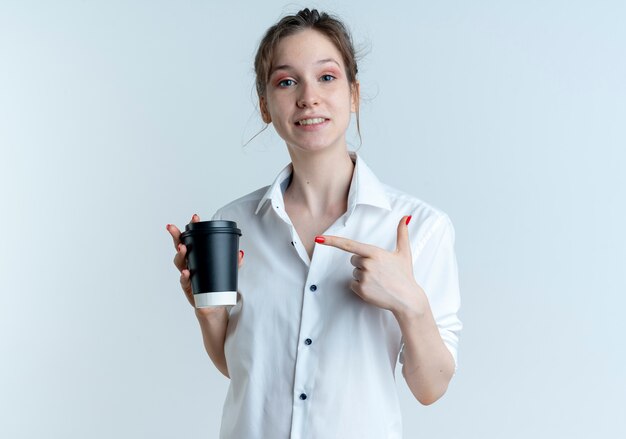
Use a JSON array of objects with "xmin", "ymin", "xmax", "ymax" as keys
[{"xmin": 167, "ymin": 8, "xmax": 461, "ymax": 438}]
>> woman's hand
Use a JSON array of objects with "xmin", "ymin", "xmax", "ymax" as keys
[
  {"xmin": 318, "ymin": 215, "xmax": 456, "ymax": 403},
  {"xmin": 315, "ymin": 215, "xmax": 426, "ymax": 316},
  {"xmin": 166, "ymin": 214, "xmax": 244, "ymax": 315}
]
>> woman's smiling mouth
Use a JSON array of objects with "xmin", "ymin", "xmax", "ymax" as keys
[{"xmin": 296, "ymin": 117, "xmax": 328, "ymax": 126}]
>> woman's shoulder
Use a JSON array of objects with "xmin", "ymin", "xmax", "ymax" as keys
[
  {"xmin": 380, "ymin": 182, "xmax": 450, "ymax": 222},
  {"xmin": 377, "ymin": 182, "xmax": 455, "ymax": 249},
  {"xmin": 211, "ymin": 185, "xmax": 270, "ymax": 220}
]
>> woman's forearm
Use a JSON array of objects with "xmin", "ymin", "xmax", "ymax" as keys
[
  {"xmin": 195, "ymin": 307, "xmax": 230, "ymax": 378},
  {"xmin": 393, "ymin": 287, "xmax": 455, "ymax": 405}
]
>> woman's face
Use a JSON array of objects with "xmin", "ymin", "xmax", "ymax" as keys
[{"xmin": 260, "ymin": 29, "xmax": 358, "ymax": 155}]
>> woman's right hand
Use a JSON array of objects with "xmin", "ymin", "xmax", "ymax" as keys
[{"xmin": 166, "ymin": 214, "xmax": 244, "ymax": 313}]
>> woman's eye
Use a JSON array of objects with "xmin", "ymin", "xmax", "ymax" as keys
[
  {"xmin": 278, "ymin": 79, "xmax": 295, "ymax": 87},
  {"xmin": 321, "ymin": 74, "xmax": 336, "ymax": 82}
]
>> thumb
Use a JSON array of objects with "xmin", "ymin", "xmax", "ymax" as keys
[{"xmin": 396, "ymin": 215, "xmax": 412, "ymax": 257}]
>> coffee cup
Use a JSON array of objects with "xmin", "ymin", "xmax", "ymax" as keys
[{"xmin": 179, "ymin": 220, "xmax": 242, "ymax": 307}]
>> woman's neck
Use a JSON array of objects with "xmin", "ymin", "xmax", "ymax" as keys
[{"xmin": 283, "ymin": 147, "xmax": 355, "ymax": 218}]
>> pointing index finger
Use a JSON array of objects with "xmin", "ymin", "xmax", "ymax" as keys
[{"xmin": 315, "ymin": 235, "xmax": 380, "ymax": 257}]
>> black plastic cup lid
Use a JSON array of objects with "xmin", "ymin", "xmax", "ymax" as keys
[{"xmin": 182, "ymin": 220, "xmax": 241, "ymax": 236}]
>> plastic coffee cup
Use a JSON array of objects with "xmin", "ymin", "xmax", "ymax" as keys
[{"xmin": 179, "ymin": 220, "xmax": 242, "ymax": 307}]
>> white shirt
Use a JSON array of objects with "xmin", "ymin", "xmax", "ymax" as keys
[{"xmin": 212, "ymin": 152, "xmax": 462, "ymax": 439}]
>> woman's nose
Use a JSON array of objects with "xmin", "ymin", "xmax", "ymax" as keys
[{"xmin": 296, "ymin": 82, "xmax": 319, "ymax": 108}]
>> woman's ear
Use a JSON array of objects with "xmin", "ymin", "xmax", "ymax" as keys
[
  {"xmin": 351, "ymin": 81, "xmax": 360, "ymax": 113},
  {"xmin": 259, "ymin": 96, "xmax": 272, "ymax": 123}
]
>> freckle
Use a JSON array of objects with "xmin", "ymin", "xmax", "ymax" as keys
[{"xmin": 306, "ymin": 180, "xmax": 310, "ymax": 185}]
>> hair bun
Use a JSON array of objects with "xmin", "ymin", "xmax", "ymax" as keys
[{"xmin": 298, "ymin": 8, "xmax": 321, "ymax": 22}]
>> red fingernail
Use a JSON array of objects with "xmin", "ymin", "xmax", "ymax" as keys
[
  {"xmin": 177, "ymin": 244, "xmax": 181, "ymax": 252},
  {"xmin": 405, "ymin": 215, "xmax": 412, "ymax": 225},
  {"xmin": 315, "ymin": 236, "xmax": 325, "ymax": 243},
  {"xmin": 240, "ymin": 250, "xmax": 244, "ymax": 257},
  {"xmin": 166, "ymin": 224, "xmax": 171, "ymax": 230}
]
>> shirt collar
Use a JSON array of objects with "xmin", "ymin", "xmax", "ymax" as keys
[{"xmin": 254, "ymin": 151, "xmax": 391, "ymax": 216}]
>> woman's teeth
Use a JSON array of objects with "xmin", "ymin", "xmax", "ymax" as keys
[{"xmin": 298, "ymin": 118, "xmax": 325, "ymax": 126}]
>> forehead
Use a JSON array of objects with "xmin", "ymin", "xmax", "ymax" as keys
[{"xmin": 272, "ymin": 28, "xmax": 345, "ymax": 70}]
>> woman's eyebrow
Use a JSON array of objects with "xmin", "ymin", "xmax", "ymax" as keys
[
  {"xmin": 316, "ymin": 58, "xmax": 341, "ymax": 68},
  {"xmin": 270, "ymin": 58, "xmax": 341, "ymax": 76}
]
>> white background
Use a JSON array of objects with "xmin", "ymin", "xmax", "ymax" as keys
[{"xmin": 1, "ymin": 1, "xmax": 625, "ymax": 437}]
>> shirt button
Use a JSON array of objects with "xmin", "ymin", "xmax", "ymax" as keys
[
  {"xmin": 304, "ymin": 338, "xmax": 312, "ymax": 345},
  {"xmin": 309, "ymin": 284, "xmax": 317, "ymax": 292},
  {"xmin": 299, "ymin": 393, "xmax": 307, "ymax": 400}
]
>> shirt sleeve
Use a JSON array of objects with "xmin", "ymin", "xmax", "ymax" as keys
[{"xmin": 399, "ymin": 214, "xmax": 463, "ymax": 371}]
